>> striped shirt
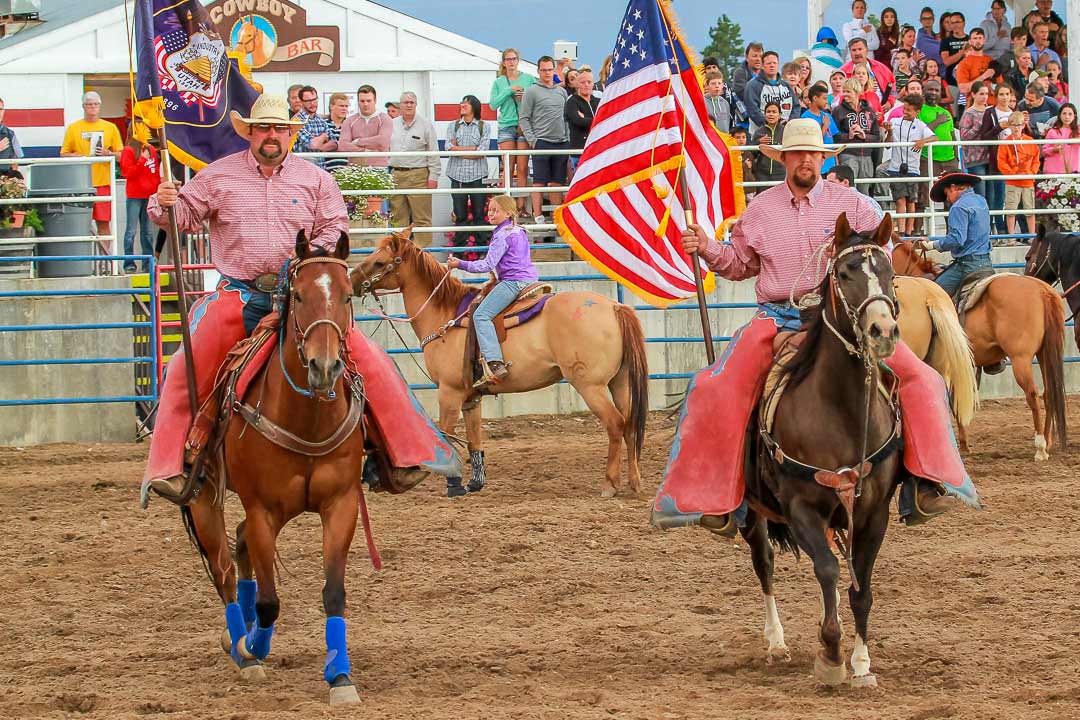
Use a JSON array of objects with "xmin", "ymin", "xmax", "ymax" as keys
[
  {"xmin": 445, "ymin": 119, "xmax": 491, "ymax": 183},
  {"xmin": 147, "ymin": 150, "xmax": 348, "ymax": 280},
  {"xmin": 701, "ymin": 178, "xmax": 883, "ymax": 303}
]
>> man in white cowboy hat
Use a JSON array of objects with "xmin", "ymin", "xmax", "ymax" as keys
[
  {"xmin": 654, "ymin": 118, "xmax": 974, "ymax": 534},
  {"xmin": 144, "ymin": 94, "xmax": 460, "ymax": 504}
]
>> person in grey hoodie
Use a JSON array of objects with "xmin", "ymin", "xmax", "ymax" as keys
[
  {"xmin": 980, "ymin": 0, "xmax": 1012, "ymax": 59},
  {"xmin": 744, "ymin": 51, "xmax": 800, "ymax": 135},
  {"xmin": 518, "ymin": 55, "xmax": 569, "ymax": 224},
  {"xmin": 704, "ymin": 71, "xmax": 732, "ymax": 133}
]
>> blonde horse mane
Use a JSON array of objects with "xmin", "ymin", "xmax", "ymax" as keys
[{"xmin": 386, "ymin": 232, "xmax": 472, "ymax": 310}]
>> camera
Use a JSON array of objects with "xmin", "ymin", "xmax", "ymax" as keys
[{"xmin": 899, "ymin": 162, "xmax": 909, "ymax": 175}]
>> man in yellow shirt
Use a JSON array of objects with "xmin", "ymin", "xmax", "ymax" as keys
[{"xmin": 61, "ymin": 91, "xmax": 123, "ymax": 237}]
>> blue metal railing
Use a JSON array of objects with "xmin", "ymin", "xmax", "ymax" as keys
[{"xmin": 0, "ymin": 254, "xmax": 159, "ymax": 407}]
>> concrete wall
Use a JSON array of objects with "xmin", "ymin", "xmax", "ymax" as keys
[{"xmin": 0, "ymin": 275, "xmax": 137, "ymax": 445}]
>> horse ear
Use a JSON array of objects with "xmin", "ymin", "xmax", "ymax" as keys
[
  {"xmin": 400, "ymin": 225, "xmax": 414, "ymax": 242},
  {"xmin": 873, "ymin": 213, "xmax": 893, "ymax": 247},
  {"xmin": 833, "ymin": 212, "xmax": 852, "ymax": 249},
  {"xmin": 1037, "ymin": 223, "xmax": 1046, "ymax": 241},
  {"xmin": 334, "ymin": 231, "xmax": 350, "ymax": 260},
  {"xmin": 295, "ymin": 229, "xmax": 309, "ymax": 259}
]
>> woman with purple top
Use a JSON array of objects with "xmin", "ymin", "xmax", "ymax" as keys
[{"xmin": 447, "ymin": 194, "xmax": 539, "ymax": 384}]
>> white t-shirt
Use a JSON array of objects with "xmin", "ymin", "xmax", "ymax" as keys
[{"xmin": 886, "ymin": 116, "xmax": 936, "ymax": 174}]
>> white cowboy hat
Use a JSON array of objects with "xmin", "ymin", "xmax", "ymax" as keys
[
  {"xmin": 759, "ymin": 118, "xmax": 845, "ymax": 162},
  {"xmin": 229, "ymin": 94, "xmax": 305, "ymax": 137}
]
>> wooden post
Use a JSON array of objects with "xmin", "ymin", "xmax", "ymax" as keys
[
  {"xmin": 677, "ymin": 172, "xmax": 716, "ymax": 364},
  {"xmin": 156, "ymin": 124, "xmax": 198, "ymax": 417}
]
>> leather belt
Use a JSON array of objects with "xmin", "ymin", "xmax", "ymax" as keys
[{"xmin": 234, "ymin": 274, "xmax": 278, "ymax": 293}]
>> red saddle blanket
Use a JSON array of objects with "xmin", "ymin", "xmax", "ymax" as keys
[{"xmin": 651, "ymin": 315, "xmax": 980, "ymax": 529}]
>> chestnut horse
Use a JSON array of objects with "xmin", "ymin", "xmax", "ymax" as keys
[
  {"xmin": 182, "ymin": 233, "xmax": 368, "ymax": 706},
  {"xmin": 893, "ymin": 240, "xmax": 1068, "ymax": 460},
  {"xmin": 741, "ymin": 215, "xmax": 903, "ymax": 687},
  {"xmin": 351, "ymin": 229, "xmax": 648, "ymax": 498}
]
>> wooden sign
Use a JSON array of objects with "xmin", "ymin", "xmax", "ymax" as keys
[{"xmin": 206, "ymin": 0, "xmax": 340, "ymax": 72}]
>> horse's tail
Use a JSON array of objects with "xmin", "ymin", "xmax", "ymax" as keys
[
  {"xmin": 615, "ymin": 304, "xmax": 649, "ymax": 461},
  {"xmin": 180, "ymin": 505, "xmax": 221, "ymax": 598},
  {"xmin": 926, "ymin": 289, "xmax": 979, "ymax": 428},
  {"xmin": 1037, "ymin": 287, "xmax": 1068, "ymax": 449}
]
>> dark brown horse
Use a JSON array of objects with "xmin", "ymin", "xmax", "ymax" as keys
[
  {"xmin": 741, "ymin": 214, "xmax": 902, "ymax": 687},
  {"xmin": 183, "ymin": 232, "xmax": 368, "ymax": 706},
  {"xmin": 1026, "ymin": 226, "xmax": 1080, "ymax": 350}
]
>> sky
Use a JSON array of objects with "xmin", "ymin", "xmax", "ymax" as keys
[{"xmin": 376, "ymin": 0, "xmax": 1010, "ymax": 69}]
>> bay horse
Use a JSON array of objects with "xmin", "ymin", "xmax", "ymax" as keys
[
  {"xmin": 742, "ymin": 213, "xmax": 902, "ymax": 687},
  {"xmin": 351, "ymin": 228, "xmax": 649, "ymax": 498},
  {"xmin": 182, "ymin": 232, "xmax": 368, "ymax": 706},
  {"xmin": 893, "ymin": 240, "xmax": 1068, "ymax": 460}
]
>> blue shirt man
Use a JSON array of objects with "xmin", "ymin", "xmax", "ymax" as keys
[{"xmin": 917, "ymin": 173, "xmax": 992, "ymax": 295}]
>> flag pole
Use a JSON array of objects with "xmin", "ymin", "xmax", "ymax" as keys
[
  {"xmin": 156, "ymin": 124, "xmax": 199, "ymax": 418},
  {"xmin": 677, "ymin": 172, "xmax": 715, "ymax": 364}
]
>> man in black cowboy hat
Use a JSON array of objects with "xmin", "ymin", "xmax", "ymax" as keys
[{"xmin": 914, "ymin": 170, "xmax": 992, "ymax": 296}]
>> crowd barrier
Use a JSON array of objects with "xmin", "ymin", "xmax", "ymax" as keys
[{"xmin": 0, "ymin": 140, "xmax": 1077, "ymax": 437}]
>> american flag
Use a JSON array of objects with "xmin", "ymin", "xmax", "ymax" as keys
[{"xmin": 553, "ymin": 0, "xmax": 742, "ymax": 307}]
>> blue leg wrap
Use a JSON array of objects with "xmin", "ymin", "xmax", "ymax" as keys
[
  {"xmin": 324, "ymin": 616, "xmax": 351, "ymax": 684},
  {"xmin": 225, "ymin": 602, "xmax": 247, "ymax": 664},
  {"xmin": 237, "ymin": 579, "xmax": 258, "ymax": 628},
  {"xmin": 245, "ymin": 623, "xmax": 274, "ymax": 660}
]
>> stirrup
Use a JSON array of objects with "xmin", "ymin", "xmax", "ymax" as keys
[
  {"xmin": 473, "ymin": 358, "xmax": 511, "ymax": 389},
  {"xmin": 899, "ymin": 478, "xmax": 948, "ymax": 527},
  {"xmin": 140, "ymin": 461, "xmax": 204, "ymax": 508},
  {"xmin": 700, "ymin": 513, "xmax": 738, "ymax": 538}
]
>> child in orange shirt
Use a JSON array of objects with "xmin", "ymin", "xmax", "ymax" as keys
[{"xmin": 997, "ymin": 112, "xmax": 1040, "ymax": 237}]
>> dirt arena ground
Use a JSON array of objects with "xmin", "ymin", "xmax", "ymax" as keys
[{"xmin": 1, "ymin": 397, "xmax": 1078, "ymax": 720}]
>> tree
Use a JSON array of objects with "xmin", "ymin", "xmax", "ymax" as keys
[{"xmin": 701, "ymin": 14, "xmax": 743, "ymax": 79}]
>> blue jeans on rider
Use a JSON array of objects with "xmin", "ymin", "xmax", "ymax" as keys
[
  {"xmin": 474, "ymin": 279, "xmax": 533, "ymax": 363},
  {"xmin": 124, "ymin": 197, "xmax": 152, "ymax": 271},
  {"xmin": 934, "ymin": 253, "xmax": 993, "ymax": 296}
]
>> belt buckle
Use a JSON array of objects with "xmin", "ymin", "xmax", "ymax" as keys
[{"xmin": 253, "ymin": 274, "xmax": 277, "ymax": 293}]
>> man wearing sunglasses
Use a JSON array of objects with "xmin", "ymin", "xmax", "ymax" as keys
[{"xmin": 143, "ymin": 93, "xmax": 459, "ymax": 506}]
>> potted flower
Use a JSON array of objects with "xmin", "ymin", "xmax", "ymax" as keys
[
  {"xmin": 1035, "ymin": 177, "xmax": 1080, "ymax": 233},
  {"xmin": 0, "ymin": 175, "xmax": 28, "ymax": 229},
  {"xmin": 331, "ymin": 165, "xmax": 395, "ymax": 221}
]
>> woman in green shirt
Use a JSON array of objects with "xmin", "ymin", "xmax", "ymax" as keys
[{"xmin": 489, "ymin": 48, "xmax": 536, "ymax": 216}]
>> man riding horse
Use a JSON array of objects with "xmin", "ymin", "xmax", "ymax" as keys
[
  {"xmin": 144, "ymin": 94, "xmax": 458, "ymax": 504},
  {"xmin": 655, "ymin": 119, "xmax": 978, "ymax": 535},
  {"xmin": 913, "ymin": 170, "xmax": 993, "ymax": 296}
]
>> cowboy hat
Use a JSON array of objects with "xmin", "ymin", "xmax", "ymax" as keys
[
  {"xmin": 229, "ymin": 94, "xmax": 305, "ymax": 137},
  {"xmin": 759, "ymin": 118, "xmax": 845, "ymax": 162},
  {"xmin": 929, "ymin": 169, "xmax": 982, "ymax": 203}
]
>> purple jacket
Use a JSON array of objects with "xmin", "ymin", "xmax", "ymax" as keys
[{"xmin": 458, "ymin": 220, "xmax": 538, "ymax": 281}]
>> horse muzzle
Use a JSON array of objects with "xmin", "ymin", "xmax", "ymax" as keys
[{"xmin": 307, "ymin": 356, "xmax": 345, "ymax": 396}]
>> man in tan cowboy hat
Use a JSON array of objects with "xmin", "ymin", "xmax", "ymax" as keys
[
  {"xmin": 654, "ymin": 118, "xmax": 974, "ymax": 535},
  {"xmin": 144, "ymin": 93, "xmax": 460, "ymax": 504}
]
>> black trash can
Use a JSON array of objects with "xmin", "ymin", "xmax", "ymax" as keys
[{"xmin": 29, "ymin": 163, "xmax": 96, "ymax": 278}]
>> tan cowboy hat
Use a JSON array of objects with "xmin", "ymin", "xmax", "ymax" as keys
[
  {"xmin": 759, "ymin": 118, "xmax": 845, "ymax": 162},
  {"xmin": 229, "ymin": 94, "xmax": 305, "ymax": 137}
]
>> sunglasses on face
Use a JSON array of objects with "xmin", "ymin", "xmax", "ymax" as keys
[{"xmin": 251, "ymin": 124, "xmax": 294, "ymax": 133}]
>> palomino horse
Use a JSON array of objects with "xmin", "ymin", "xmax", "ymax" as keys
[
  {"xmin": 892, "ymin": 275, "xmax": 978, "ymax": 446},
  {"xmin": 741, "ymin": 214, "xmax": 902, "ymax": 687},
  {"xmin": 351, "ymin": 229, "xmax": 649, "ymax": 498},
  {"xmin": 893, "ymin": 240, "xmax": 1068, "ymax": 460},
  {"xmin": 236, "ymin": 16, "xmax": 273, "ymax": 68},
  {"xmin": 183, "ymin": 233, "xmax": 368, "ymax": 706}
]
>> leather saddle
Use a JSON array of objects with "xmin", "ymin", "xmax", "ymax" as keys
[
  {"xmin": 952, "ymin": 269, "xmax": 999, "ymax": 325},
  {"xmin": 460, "ymin": 280, "xmax": 554, "ymax": 391}
]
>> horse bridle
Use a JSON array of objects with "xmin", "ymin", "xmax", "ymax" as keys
[
  {"xmin": 352, "ymin": 246, "xmax": 404, "ymax": 295},
  {"xmin": 280, "ymin": 256, "xmax": 353, "ymax": 399},
  {"xmin": 1026, "ymin": 233, "xmax": 1059, "ymax": 280},
  {"xmin": 824, "ymin": 242, "xmax": 899, "ymax": 359}
]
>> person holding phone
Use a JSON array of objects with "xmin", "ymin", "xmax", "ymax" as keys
[
  {"xmin": 489, "ymin": 48, "xmax": 536, "ymax": 218},
  {"xmin": 61, "ymin": 91, "xmax": 123, "ymax": 238}
]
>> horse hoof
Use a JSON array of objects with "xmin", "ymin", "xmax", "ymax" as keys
[
  {"xmin": 813, "ymin": 653, "xmax": 847, "ymax": 686},
  {"xmin": 467, "ymin": 479, "xmax": 485, "ymax": 493},
  {"xmin": 237, "ymin": 662, "xmax": 267, "ymax": 684},
  {"xmin": 850, "ymin": 673, "xmax": 878, "ymax": 688},
  {"xmin": 220, "ymin": 627, "xmax": 232, "ymax": 655},
  {"xmin": 447, "ymin": 479, "xmax": 468, "ymax": 498},
  {"xmin": 766, "ymin": 645, "xmax": 791, "ymax": 664},
  {"xmin": 328, "ymin": 683, "xmax": 360, "ymax": 706},
  {"xmin": 600, "ymin": 486, "xmax": 617, "ymax": 499}
]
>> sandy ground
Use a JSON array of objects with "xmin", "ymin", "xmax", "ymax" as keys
[{"xmin": 0, "ymin": 398, "xmax": 1079, "ymax": 720}]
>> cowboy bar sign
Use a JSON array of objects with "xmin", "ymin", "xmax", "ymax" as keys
[{"xmin": 206, "ymin": 0, "xmax": 340, "ymax": 72}]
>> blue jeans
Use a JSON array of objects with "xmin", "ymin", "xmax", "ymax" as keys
[
  {"xmin": 124, "ymin": 198, "xmax": 152, "ymax": 269},
  {"xmin": 935, "ymin": 253, "xmax": 993, "ymax": 296},
  {"xmin": 967, "ymin": 164, "xmax": 988, "ymax": 200},
  {"xmin": 984, "ymin": 179, "xmax": 1006, "ymax": 234},
  {"xmin": 474, "ymin": 279, "xmax": 533, "ymax": 362}
]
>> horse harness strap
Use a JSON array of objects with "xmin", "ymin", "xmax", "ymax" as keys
[{"xmin": 235, "ymin": 384, "xmax": 365, "ymax": 457}]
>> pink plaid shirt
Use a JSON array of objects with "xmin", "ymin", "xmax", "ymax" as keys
[
  {"xmin": 701, "ymin": 179, "xmax": 883, "ymax": 304},
  {"xmin": 148, "ymin": 150, "xmax": 348, "ymax": 279}
]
